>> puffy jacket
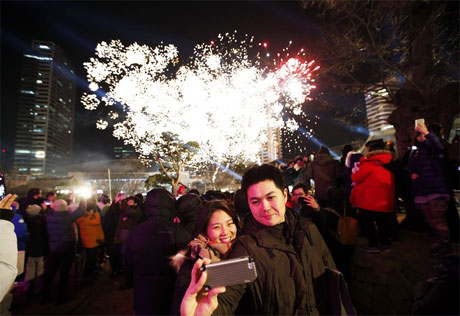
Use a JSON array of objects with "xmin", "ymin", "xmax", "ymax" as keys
[
  {"xmin": 305, "ymin": 153, "xmax": 340, "ymax": 201},
  {"xmin": 24, "ymin": 206, "xmax": 49, "ymax": 257},
  {"xmin": 125, "ymin": 189, "xmax": 190, "ymax": 315},
  {"xmin": 350, "ymin": 150, "xmax": 395, "ymax": 213},
  {"xmin": 46, "ymin": 207, "xmax": 84, "ymax": 252},
  {"xmin": 12, "ymin": 213, "xmax": 28, "ymax": 251},
  {"xmin": 76, "ymin": 211, "xmax": 104, "ymax": 249},
  {"xmin": 408, "ymin": 133, "xmax": 450, "ymax": 198},
  {"xmin": 214, "ymin": 209, "xmax": 336, "ymax": 315},
  {"xmin": 0, "ymin": 219, "xmax": 18, "ymax": 301}
]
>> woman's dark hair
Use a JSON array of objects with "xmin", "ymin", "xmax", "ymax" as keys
[
  {"xmin": 86, "ymin": 197, "xmax": 97, "ymax": 211},
  {"xmin": 193, "ymin": 200, "xmax": 240, "ymax": 239}
]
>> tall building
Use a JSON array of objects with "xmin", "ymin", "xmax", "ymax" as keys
[
  {"xmin": 13, "ymin": 41, "xmax": 76, "ymax": 176},
  {"xmin": 365, "ymin": 86, "xmax": 396, "ymax": 132},
  {"xmin": 259, "ymin": 127, "xmax": 282, "ymax": 164}
]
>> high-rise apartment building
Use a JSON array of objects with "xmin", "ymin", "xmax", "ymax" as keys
[
  {"xmin": 13, "ymin": 41, "xmax": 76, "ymax": 176},
  {"xmin": 259, "ymin": 127, "xmax": 282, "ymax": 164},
  {"xmin": 365, "ymin": 86, "xmax": 396, "ymax": 132}
]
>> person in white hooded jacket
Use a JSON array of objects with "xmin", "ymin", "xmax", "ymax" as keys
[{"xmin": 0, "ymin": 194, "xmax": 19, "ymax": 301}]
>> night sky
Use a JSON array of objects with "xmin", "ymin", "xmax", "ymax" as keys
[{"xmin": 1, "ymin": 1, "xmax": 366, "ymax": 168}]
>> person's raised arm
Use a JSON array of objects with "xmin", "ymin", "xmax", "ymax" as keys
[{"xmin": 180, "ymin": 258, "xmax": 226, "ymax": 316}]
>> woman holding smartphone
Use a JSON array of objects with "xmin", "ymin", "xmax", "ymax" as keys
[{"xmin": 170, "ymin": 200, "xmax": 239, "ymax": 315}]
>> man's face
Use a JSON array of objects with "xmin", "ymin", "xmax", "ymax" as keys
[
  {"xmin": 292, "ymin": 187, "xmax": 307, "ymax": 205},
  {"xmin": 247, "ymin": 180, "xmax": 287, "ymax": 226}
]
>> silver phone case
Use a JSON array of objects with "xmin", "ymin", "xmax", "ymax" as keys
[{"xmin": 202, "ymin": 256, "xmax": 257, "ymax": 290}]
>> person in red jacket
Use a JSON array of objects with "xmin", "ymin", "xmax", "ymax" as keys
[{"xmin": 350, "ymin": 140, "xmax": 395, "ymax": 253}]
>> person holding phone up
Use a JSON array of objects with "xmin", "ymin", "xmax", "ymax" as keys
[
  {"xmin": 409, "ymin": 119, "xmax": 452, "ymax": 256},
  {"xmin": 171, "ymin": 200, "xmax": 239, "ymax": 315},
  {"xmin": 181, "ymin": 164, "xmax": 338, "ymax": 315}
]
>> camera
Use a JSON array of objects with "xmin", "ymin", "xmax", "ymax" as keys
[{"xmin": 298, "ymin": 197, "xmax": 315, "ymax": 218}]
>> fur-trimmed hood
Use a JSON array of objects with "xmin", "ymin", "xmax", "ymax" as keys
[{"xmin": 363, "ymin": 149, "xmax": 393, "ymax": 164}]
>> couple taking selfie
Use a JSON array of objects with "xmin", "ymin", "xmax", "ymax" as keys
[{"xmin": 177, "ymin": 164, "xmax": 352, "ymax": 316}]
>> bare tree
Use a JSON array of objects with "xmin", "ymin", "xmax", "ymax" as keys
[
  {"xmin": 302, "ymin": 0, "xmax": 459, "ymax": 153},
  {"xmin": 149, "ymin": 132, "xmax": 200, "ymax": 195}
]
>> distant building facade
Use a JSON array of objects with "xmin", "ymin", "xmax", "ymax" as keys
[
  {"xmin": 365, "ymin": 86, "xmax": 396, "ymax": 132},
  {"xmin": 113, "ymin": 145, "xmax": 136, "ymax": 159},
  {"xmin": 13, "ymin": 41, "xmax": 76, "ymax": 176},
  {"xmin": 259, "ymin": 127, "xmax": 282, "ymax": 164}
]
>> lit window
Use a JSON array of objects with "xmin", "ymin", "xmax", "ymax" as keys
[
  {"xmin": 15, "ymin": 149, "xmax": 31, "ymax": 154},
  {"xmin": 35, "ymin": 151, "xmax": 46, "ymax": 159},
  {"xmin": 38, "ymin": 45, "xmax": 51, "ymax": 50},
  {"xmin": 36, "ymin": 80, "xmax": 43, "ymax": 84},
  {"xmin": 20, "ymin": 90, "xmax": 37, "ymax": 95},
  {"xmin": 24, "ymin": 54, "xmax": 52, "ymax": 61}
]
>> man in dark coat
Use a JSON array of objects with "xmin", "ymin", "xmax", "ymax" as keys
[
  {"xmin": 304, "ymin": 146, "xmax": 340, "ymax": 206},
  {"xmin": 181, "ymin": 164, "xmax": 339, "ymax": 315},
  {"xmin": 40, "ymin": 199, "xmax": 85, "ymax": 304},
  {"xmin": 124, "ymin": 188, "xmax": 190, "ymax": 315}
]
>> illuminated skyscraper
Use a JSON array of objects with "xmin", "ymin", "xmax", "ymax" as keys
[
  {"xmin": 365, "ymin": 86, "xmax": 396, "ymax": 132},
  {"xmin": 259, "ymin": 127, "xmax": 282, "ymax": 164},
  {"xmin": 13, "ymin": 41, "xmax": 76, "ymax": 176}
]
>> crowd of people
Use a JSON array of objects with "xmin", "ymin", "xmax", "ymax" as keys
[{"xmin": 0, "ymin": 120, "xmax": 459, "ymax": 315}]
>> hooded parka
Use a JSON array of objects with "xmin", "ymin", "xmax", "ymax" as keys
[
  {"xmin": 125, "ymin": 189, "xmax": 190, "ymax": 315},
  {"xmin": 350, "ymin": 150, "xmax": 395, "ymax": 213}
]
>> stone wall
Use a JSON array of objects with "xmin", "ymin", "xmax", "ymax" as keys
[{"xmin": 350, "ymin": 231, "xmax": 438, "ymax": 315}]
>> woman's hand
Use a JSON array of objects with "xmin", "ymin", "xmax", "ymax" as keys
[
  {"xmin": 180, "ymin": 258, "xmax": 226, "ymax": 316},
  {"xmin": 0, "ymin": 194, "xmax": 18, "ymax": 210}
]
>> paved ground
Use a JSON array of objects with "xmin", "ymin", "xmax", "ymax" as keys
[
  {"xmin": 8, "ymin": 224, "xmax": 459, "ymax": 315},
  {"xmin": 10, "ymin": 263, "xmax": 134, "ymax": 315}
]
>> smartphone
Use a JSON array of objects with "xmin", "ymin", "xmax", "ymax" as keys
[
  {"xmin": 0, "ymin": 173, "xmax": 7, "ymax": 201},
  {"xmin": 201, "ymin": 256, "xmax": 258, "ymax": 290},
  {"xmin": 415, "ymin": 118, "xmax": 425, "ymax": 128}
]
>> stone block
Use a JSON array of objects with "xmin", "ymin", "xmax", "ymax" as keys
[
  {"xmin": 350, "ymin": 280, "xmax": 373, "ymax": 312},
  {"xmin": 372, "ymin": 285, "xmax": 393, "ymax": 314},
  {"xmin": 353, "ymin": 250, "xmax": 375, "ymax": 268},
  {"xmin": 388, "ymin": 272, "xmax": 413, "ymax": 300},
  {"xmin": 374, "ymin": 258, "xmax": 402, "ymax": 273},
  {"xmin": 355, "ymin": 268, "xmax": 389, "ymax": 285},
  {"xmin": 389, "ymin": 293, "xmax": 413, "ymax": 315}
]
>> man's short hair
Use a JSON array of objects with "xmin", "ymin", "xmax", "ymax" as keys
[
  {"xmin": 365, "ymin": 139, "xmax": 385, "ymax": 152},
  {"xmin": 45, "ymin": 191, "xmax": 55, "ymax": 199},
  {"xmin": 242, "ymin": 164, "xmax": 284, "ymax": 194},
  {"xmin": 292, "ymin": 182, "xmax": 308, "ymax": 193},
  {"xmin": 27, "ymin": 188, "xmax": 40, "ymax": 198}
]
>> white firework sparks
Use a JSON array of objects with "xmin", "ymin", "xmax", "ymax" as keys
[{"xmin": 83, "ymin": 32, "xmax": 318, "ymax": 166}]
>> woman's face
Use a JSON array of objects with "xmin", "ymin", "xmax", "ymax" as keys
[{"xmin": 206, "ymin": 210, "xmax": 237, "ymax": 243}]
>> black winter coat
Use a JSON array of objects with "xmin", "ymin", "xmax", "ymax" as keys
[
  {"xmin": 124, "ymin": 189, "xmax": 190, "ymax": 315},
  {"xmin": 214, "ymin": 209, "xmax": 336, "ymax": 315},
  {"xmin": 408, "ymin": 133, "xmax": 450, "ymax": 198},
  {"xmin": 25, "ymin": 214, "xmax": 49, "ymax": 257}
]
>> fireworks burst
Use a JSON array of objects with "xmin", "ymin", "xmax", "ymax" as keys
[{"xmin": 82, "ymin": 31, "xmax": 319, "ymax": 166}]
